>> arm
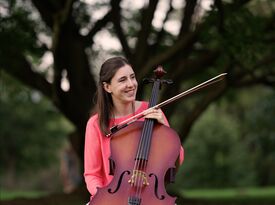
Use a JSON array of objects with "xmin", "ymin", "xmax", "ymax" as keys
[
  {"xmin": 161, "ymin": 110, "xmax": 184, "ymax": 165},
  {"xmin": 84, "ymin": 117, "xmax": 104, "ymax": 197},
  {"xmin": 179, "ymin": 146, "xmax": 184, "ymax": 165}
]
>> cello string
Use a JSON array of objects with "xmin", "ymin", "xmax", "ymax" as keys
[
  {"xmin": 139, "ymin": 121, "xmax": 154, "ymax": 197},
  {"xmin": 132, "ymin": 120, "xmax": 149, "ymax": 199},
  {"xmin": 136, "ymin": 118, "xmax": 155, "ymax": 199},
  {"xmin": 135, "ymin": 121, "xmax": 150, "ymax": 199},
  {"xmin": 135, "ymin": 80, "xmax": 159, "ymax": 199},
  {"xmin": 137, "ymin": 159, "xmax": 147, "ymax": 200},
  {"xmin": 136, "ymin": 143, "xmax": 149, "ymax": 200},
  {"xmin": 133, "ymin": 134, "xmax": 144, "ymax": 199},
  {"xmin": 136, "ymin": 78, "xmax": 158, "ymax": 173},
  {"xmin": 135, "ymin": 119, "xmax": 152, "ymax": 200},
  {"xmin": 131, "ymin": 79, "xmax": 161, "ymax": 201}
]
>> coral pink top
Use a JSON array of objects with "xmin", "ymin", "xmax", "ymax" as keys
[{"xmin": 84, "ymin": 101, "xmax": 184, "ymax": 200}]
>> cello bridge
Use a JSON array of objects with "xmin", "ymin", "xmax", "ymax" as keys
[{"xmin": 128, "ymin": 170, "xmax": 149, "ymax": 186}]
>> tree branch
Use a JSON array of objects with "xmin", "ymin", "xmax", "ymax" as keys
[
  {"xmin": 138, "ymin": 29, "xmax": 199, "ymax": 79},
  {"xmin": 232, "ymin": 0, "xmax": 252, "ymax": 7},
  {"xmin": 31, "ymin": 0, "xmax": 54, "ymax": 28},
  {"xmin": 233, "ymin": 72, "xmax": 275, "ymax": 88},
  {"xmin": 179, "ymin": 0, "xmax": 198, "ymax": 35},
  {"xmin": 214, "ymin": 0, "xmax": 225, "ymax": 33},
  {"xmin": 159, "ymin": 50, "xmax": 221, "ymax": 120},
  {"xmin": 110, "ymin": 0, "xmax": 132, "ymax": 60},
  {"xmin": 83, "ymin": 11, "xmax": 112, "ymax": 47},
  {"xmin": 0, "ymin": 52, "xmax": 52, "ymax": 98},
  {"xmin": 171, "ymin": 50, "xmax": 220, "ymax": 80},
  {"xmin": 150, "ymin": 0, "xmax": 174, "ymax": 54},
  {"xmin": 134, "ymin": 0, "xmax": 159, "ymax": 66},
  {"xmin": 51, "ymin": 0, "xmax": 75, "ymax": 52},
  {"xmin": 179, "ymin": 82, "xmax": 227, "ymax": 143}
]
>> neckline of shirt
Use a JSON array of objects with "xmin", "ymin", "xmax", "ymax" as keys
[{"xmin": 111, "ymin": 101, "xmax": 147, "ymax": 123}]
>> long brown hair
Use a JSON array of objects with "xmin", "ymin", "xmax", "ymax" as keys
[{"xmin": 96, "ymin": 56, "xmax": 130, "ymax": 135}]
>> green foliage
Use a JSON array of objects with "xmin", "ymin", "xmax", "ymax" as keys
[
  {"xmin": 200, "ymin": 4, "xmax": 274, "ymax": 72},
  {"xmin": 244, "ymin": 93, "xmax": 275, "ymax": 185},
  {"xmin": 0, "ymin": 0, "xmax": 43, "ymax": 59},
  {"xmin": 0, "ymin": 71, "xmax": 73, "ymax": 175},
  {"xmin": 221, "ymin": 9, "xmax": 269, "ymax": 68},
  {"xmin": 175, "ymin": 87, "xmax": 275, "ymax": 188},
  {"xmin": 179, "ymin": 105, "xmax": 254, "ymax": 188}
]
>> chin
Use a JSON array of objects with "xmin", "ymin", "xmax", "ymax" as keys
[{"xmin": 124, "ymin": 96, "xmax": 135, "ymax": 102}]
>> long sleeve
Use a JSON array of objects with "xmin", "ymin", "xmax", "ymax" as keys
[
  {"xmin": 179, "ymin": 146, "xmax": 184, "ymax": 165},
  {"xmin": 83, "ymin": 116, "xmax": 104, "ymax": 197},
  {"xmin": 161, "ymin": 109, "xmax": 184, "ymax": 165}
]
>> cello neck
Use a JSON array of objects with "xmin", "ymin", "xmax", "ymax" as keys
[{"xmin": 135, "ymin": 66, "xmax": 167, "ymax": 162}]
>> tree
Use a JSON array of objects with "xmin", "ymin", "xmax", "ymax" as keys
[
  {"xmin": 0, "ymin": 0, "xmax": 274, "ymax": 167},
  {"xmin": 0, "ymin": 71, "xmax": 72, "ymax": 189},
  {"xmin": 244, "ymin": 93, "xmax": 275, "ymax": 186}
]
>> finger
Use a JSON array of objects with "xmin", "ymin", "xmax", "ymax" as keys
[
  {"xmin": 143, "ymin": 108, "xmax": 156, "ymax": 115},
  {"xmin": 144, "ymin": 112, "xmax": 163, "ymax": 121}
]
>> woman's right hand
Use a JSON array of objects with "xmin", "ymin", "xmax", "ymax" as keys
[{"xmin": 143, "ymin": 108, "xmax": 166, "ymax": 125}]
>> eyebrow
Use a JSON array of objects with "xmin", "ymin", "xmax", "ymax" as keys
[
  {"xmin": 117, "ymin": 72, "xmax": 135, "ymax": 81},
  {"xmin": 118, "ymin": 76, "xmax": 127, "ymax": 81}
]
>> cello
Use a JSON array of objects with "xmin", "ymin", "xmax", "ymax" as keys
[
  {"xmin": 90, "ymin": 66, "xmax": 181, "ymax": 205},
  {"xmin": 90, "ymin": 67, "xmax": 227, "ymax": 205}
]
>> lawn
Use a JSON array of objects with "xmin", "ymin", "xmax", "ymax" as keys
[
  {"xmin": 180, "ymin": 186, "xmax": 275, "ymax": 199},
  {"xmin": 177, "ymin": 186, "xmax": 275, "ymax": 205},
  {"xmin": 0, "ymin": 190, "xmax": 48, "ymax": 200},
  {"xmin": 1, "ymin": 187, "xmax": 275, "ymax": 205}
]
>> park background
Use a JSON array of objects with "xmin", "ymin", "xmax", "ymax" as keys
[{"xmin": 0, "ymin": 0, "xmax": 275, "ymax": 204}]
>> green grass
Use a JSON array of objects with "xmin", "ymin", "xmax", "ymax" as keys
[
  {"xmin": 1, "ymin": 187, "xmax": 275, "ymax": 205},
  {"xmin": 0, "ymin": 190, "xmax": 48, "ymax": 200},
  {"xmin": 179, "ymin": 186, "xmax": 275, "ymax": 201}
]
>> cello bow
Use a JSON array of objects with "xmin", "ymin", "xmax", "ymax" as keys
[{"xmin": 106, "ymin": 73, "xmax": 227, "ymax": 137}]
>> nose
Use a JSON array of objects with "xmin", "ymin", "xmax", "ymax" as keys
[{"xmin": 126, "ymin": 78, "xmax": 135, "ymax": 87}]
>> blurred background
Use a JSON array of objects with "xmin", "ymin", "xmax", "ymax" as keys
[{"xmin": 0, "ymin": 0, "xmax": 275, "ymax": 204}]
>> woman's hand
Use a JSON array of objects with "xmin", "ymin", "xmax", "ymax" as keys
[{"xmin": 143, "ymin": 108, "xmax": 166, "ymax": 125}]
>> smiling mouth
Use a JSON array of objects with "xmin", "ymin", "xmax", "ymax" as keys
[{"xmin": 125, "ymin": 89, "xmax": 135, "ymax": 95}]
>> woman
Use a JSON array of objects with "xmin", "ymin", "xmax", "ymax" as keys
[{"xmin": 84, "ymin": 56, "xmax": 184, "ymax": 201}]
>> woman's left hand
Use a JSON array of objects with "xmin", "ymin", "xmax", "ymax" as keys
[{"xmin": 143, "ymin": 108, "xmax": 166, "ymax": 125}]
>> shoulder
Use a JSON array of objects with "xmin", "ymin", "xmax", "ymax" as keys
[
  {"xmin": 86, "ymin": 114, "xmax": 99, "ymax": 128},
  {"xmin": 85, "ymin": 114, "xmax": 103, "ymax": 137},
  {"xmin": 135, "ymin": 100, "xmax": 149, "ymax": 110}
]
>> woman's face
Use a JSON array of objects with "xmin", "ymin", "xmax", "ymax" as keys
[{"xmin": 103, "ymin": 64, "xmax": 138, "ymax": 105}]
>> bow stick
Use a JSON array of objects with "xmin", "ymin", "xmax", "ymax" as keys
[{"xmin": 106, "ymin": 73, "xmax": 227, "ymax": 137}]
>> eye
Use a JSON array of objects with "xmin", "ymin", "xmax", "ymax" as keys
[
  {"xmin": 130, "ymin": 74, "xmax": 136, "ymax": 79},
  {"xmin": 118, "ymin": 77, "xmax": 126, "ymax": 82}
]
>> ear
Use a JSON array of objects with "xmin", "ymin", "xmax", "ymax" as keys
[{"xmin": 103, "ymin": 82, "xmax": 112, "ymax": 93}]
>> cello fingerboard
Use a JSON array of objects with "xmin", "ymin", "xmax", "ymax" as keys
[{"xmin": 128, "ymin": 196, "xmax": 141, "ymax": 205}]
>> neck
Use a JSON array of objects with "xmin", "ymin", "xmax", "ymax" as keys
[{"xmin": 113, "ymin": 101, "xmax": 135, "ymax": 118}]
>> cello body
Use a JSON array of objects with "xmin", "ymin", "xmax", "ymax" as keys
[{"xmin": 90, "ymin": 121, "xmax": 181, "ymax": 205}]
